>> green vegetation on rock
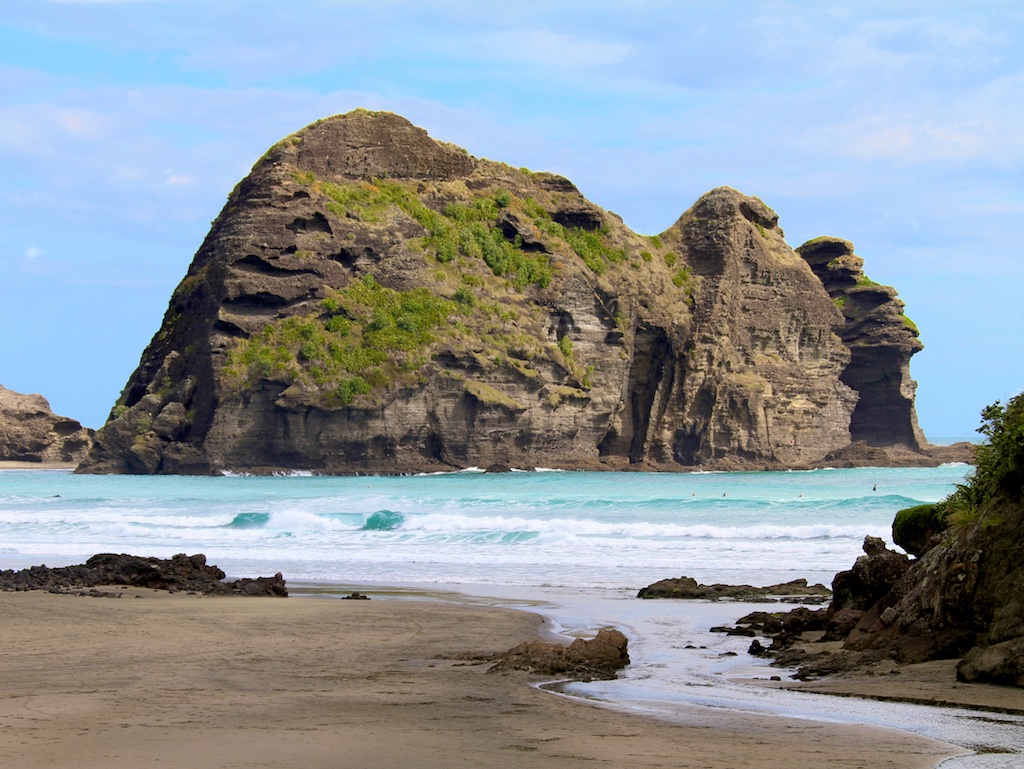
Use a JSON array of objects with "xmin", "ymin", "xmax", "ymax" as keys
[
  {"xmin": 293, "ymin": 172, "xmax": 553, "ymax": 290},
  {"xmin": 224, "ymin": 275, "xmax": 459, "ymax": 406},
  {"xmin": 437, "ymin": 197, "xmax": 553, "ymax": 288},
  {"xmin": 894, "ymin": 395, "xmax": 1023, "ymax": 543},
  {"xmin": 948, "ymin": 395, "xmax": 1024, "ymax": 520},
  {"xmin": 464, "ymin": 380, "xmax": 524, "ymax": 411},
  {"xmin": 892, "ymin": 503, "xmax": 949, "ymax": 556},
  {"xmin": 563, "ymin": 226, "xmax": 626, "ymax": 275}
]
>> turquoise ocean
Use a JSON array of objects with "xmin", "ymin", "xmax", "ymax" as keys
[{"xmin": 2, "ymin": 464, "xmax": 1022, "ymax": 765}]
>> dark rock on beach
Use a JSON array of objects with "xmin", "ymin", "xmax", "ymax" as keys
[
  {"xmin": 830, "ymin": 535, "xmax": 910, "ymax": 612},
  {"xmin": 0, "ymin": 553, "xmax": 287, "ymax": 597},
  {"xmin": 637, "ymin": 576, "xmax": 831, "ymax": 601},
  {"xmin": 737, "ymin": 397, "xmax": 1024, "ymax": 688},
  {"xmin": 488, "ymin": 627, "xmax": 630, "ymax": 682},
  {"xmin": 76, "ymin": 109, "xmax": 950, "ymax": 476},
  {"xmin": 0, "ymin": 385, "xmax": 94, "ymax": 464}
]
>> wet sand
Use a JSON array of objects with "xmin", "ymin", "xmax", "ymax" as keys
[
  {"xmin": 776, "ymin": 658, "xmax": 1024, "ymax": 714},
  {"xmin": 0, "ymin": 589, "xmax": 961, "ymax": 769}
]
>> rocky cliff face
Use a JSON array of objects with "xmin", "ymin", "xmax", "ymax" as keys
[
  {"xmin": 797, "ymin": 237, "xmax": 925, "ymax": 450},
  {"xmin": 0, "ymin": 385, "xmax": 93, "ymax": 464},
  {"xmin": 78, "ymin": 110, "xmax": 938, "ymax": 475}
]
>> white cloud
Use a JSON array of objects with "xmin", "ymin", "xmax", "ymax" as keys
[
  {"xmin": 24, "ymin": 246, "xmax": 43, "ymax": 260},
  {"xmin": 483, "ymin": 28, "xmax": 631, "ymax": 69},
  {"xmin": 838, "ymin": 118, "xmax": 985, "ymax": 163},
  {"xmin": 164, "ymin": 173, "xmax": 196, "ymax": 186},
  {"xmin": 0, "ymin": 104, "xmax": 111, "ymax": 155}
]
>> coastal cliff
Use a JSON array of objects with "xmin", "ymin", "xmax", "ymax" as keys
[
  {"xmin": 78, "ymin": 110, "xmax": 948, "ymax": 475},
  {"xmin": 0, "ymin": 385, "xmax": 93, "ymax": 465}
]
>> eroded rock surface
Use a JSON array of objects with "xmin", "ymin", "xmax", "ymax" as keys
[
  {"xmin": 637, "ymin": 576, "xmax": 831, "ymax": 601},
  {"xmin": 0, "ymin": 553, "xmax": 287, "ymax": 596},
  {"xmin": 797, "ymin": 237, "xmax": 924, "ymax": 450},
  {"xmin": 78, "ymin": 110, "xmax": 939, "ymax": 475},
  {"xmin": 0, "ymin": 385, "xmax": 93, "ymax": 464},
  {"xmin": 488, "ymin": 627, "xmax": 630, "ymax": 681}
]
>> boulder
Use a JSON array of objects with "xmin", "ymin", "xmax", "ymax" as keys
[
  {"xmin": 638, "ymin": 576, "xmax": 831, "ymax": 601},
  {"xmin": 830, "ymin": 536, "xmax": 910, "ymax": 612},
  {"xmin": 957, "ymin": 639, "xmax": 1024, "ymax": 686},
  {"xmin": 488, "ymin": 628, "xmax": 629, "ymax": 681}
]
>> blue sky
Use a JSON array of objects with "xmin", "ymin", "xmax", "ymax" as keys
[{"xmin": 1, "ymin": 1, "xmax": 1021, "ymax": 438}]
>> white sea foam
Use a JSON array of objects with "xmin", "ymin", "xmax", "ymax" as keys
[
  {"xmin": 0, "ymin": 465, "xmax": 967, "ymax": 589},
  {"xmin": 3, "ymin": 464, "xmax": 1017, "ymax": 764}
]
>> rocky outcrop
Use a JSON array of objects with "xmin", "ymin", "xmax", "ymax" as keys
[
  {"xmin": 830, "ymin": 535, "xmax": 911, "ymax": 612},
  {"xmin": 644, "ymin": 193, "xmax": 857, "ymax": 467},
  {"xmin": 748, "ymin": 397, "xmax": 1024, "ymax": 686},
  {"xmin": 488, "ymin": 627, "xmax": 630, "ymax": 681},
  {"xmin": 797, "ymin": 237, "xmax": 925, "ymax": 450},
  {"xmin": 78, "ymin": 110, "xmax": 938, "ymax": 475},
  {"xmin": 0, "ymin": 553, "xmax": 288, "ymax": 596},
  {"xmin": 0, "ymin": 385, "xmax": 93, "ymax": 464},
  {"xmin": 637, "ymin": 576, "xmax": 831, "ymax": 601}
]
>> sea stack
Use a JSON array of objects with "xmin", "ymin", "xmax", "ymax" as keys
[
  {"xmin": 0, "ymin": 385, "xmax": 93, "ymax": 465},
  {"xmin": 78, "ymin": 110, "xmax": 940, "ymax": 475}
]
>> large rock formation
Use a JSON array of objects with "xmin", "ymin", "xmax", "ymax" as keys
[
  {"xmin": 0, "ymin": 385, "xmax": 93, "ymax": 464},
  {"xmin": 78, "ymin": 110, "xmax": 942, "ymax": 475},
  {"xmin": 797, "ymin": 237, "xmax": 925, "ymax": 450},
  {"xmin": 764, "ymin": 396, "xmax": 1024, "ymax": 687}
]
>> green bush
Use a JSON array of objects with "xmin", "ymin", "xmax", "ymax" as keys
[
  {"xmin": 672, "ymin": 266, "xmax": 693, "ymax": 289},
  {"xmin": 892, "ymin": 503, "xmax": 949, "ymax": 556},
  {"xmin": 557, "ymin": 335, "xmax": 574, "ymax": 360},
  {"xmin": 564, "ymin": 226, "xmax": 626, "ymax": 275},
  {"xmin": 966, "ymin": 395, "xmax": 1024, "ymax": 499},
  {"xmin": 932, "ymin": 394, "xmax": 1024, "ymax": 530},
  {"xmin": 332, "ymin": 376, "xmax": 371, "ymax": 405},
  {"xmin": 224, "ymin": 275, "xmax": 459, "ymax": 404},
  {"xmin": 453, "ymin": 286, "xmax": 476, "ymax": 307}
]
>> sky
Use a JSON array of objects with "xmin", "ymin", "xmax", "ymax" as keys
[{"xmin": 1, "ymin": 1, "xmax": 1021, "ymax": 439}]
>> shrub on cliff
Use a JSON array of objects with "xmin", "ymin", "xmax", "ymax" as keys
[
  {"xmin": 947, "ymin": 393, "xmax": 1024, "ymax": 524},
  {"xmin": 972, "ymin": 395, "xmax": 1024, "ymax": 496},
  {"xmin": 894, "ymin": 394, "xmax": 1024, "ymax": 554},
  {"xmin": 892, "ymin": 503, "xmax": 948, "ymax": 557}
]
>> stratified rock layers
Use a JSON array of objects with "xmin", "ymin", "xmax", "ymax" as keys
[
  {"xmin": 0, "ymin": 385, "xmax": 93, "ymax": 464},
  {"xmin": 78, "ymin": 110, "xmax": 933, "ymax": 475},
  {"xmin": 797, "ymin": 237, "xmax": 925, "ymax": 449}
]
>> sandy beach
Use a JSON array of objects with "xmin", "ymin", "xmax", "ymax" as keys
[
  {"xmin": 0, "ymin": 590, "xmax": 962, "ymax": 769},
  {"xmin": 0, "ymin": 462, "xmax": 78, "ymax": 471}
]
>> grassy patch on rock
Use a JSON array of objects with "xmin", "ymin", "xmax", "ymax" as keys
[{"xmin": 224, "ymin": 275, "xmax": 459, "ymax": 406}]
